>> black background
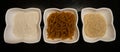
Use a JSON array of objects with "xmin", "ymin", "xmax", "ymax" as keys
[{"xmin": 0, "ymin": 0, "xmax": 120, "ymax": 51}]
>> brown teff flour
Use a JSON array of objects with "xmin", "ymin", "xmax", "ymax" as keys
[
  {"xmin": 47, "ymin": 11, "xmax": 76, "ymax": 40},
  {"xmin": 84, "ymin": 13, "xmax": 107, "ymax": 38}
]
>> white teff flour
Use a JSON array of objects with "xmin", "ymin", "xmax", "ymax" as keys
[{"xmin": 13, "ymin": 11, "xmax": 40, "ymax": 39}]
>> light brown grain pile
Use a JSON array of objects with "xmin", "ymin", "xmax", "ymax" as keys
[{"xmin": 84, "ymin": 13, "xmax": 107, "ymax": 38}]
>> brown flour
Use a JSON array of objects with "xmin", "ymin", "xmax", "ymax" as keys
[{"xmin": 84, "ymin": 13, "xmax": 107, "ymax": 38}]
